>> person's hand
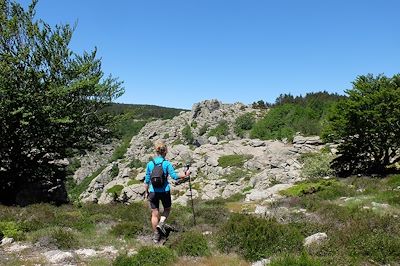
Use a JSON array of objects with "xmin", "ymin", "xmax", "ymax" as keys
[{"xmin": 144, "ymin": 190, "xmax": 149, "ymax": 200}]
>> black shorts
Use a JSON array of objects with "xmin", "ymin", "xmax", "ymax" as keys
[{"xmin": 149, "ymin": 191, "xmax": 172, "ymax": 209}]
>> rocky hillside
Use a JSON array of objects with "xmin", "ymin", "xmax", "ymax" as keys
[{"xmin": 75, "ymin": 99, "xmax": 324, "ymax": 205}]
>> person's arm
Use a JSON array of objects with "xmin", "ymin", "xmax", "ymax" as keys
[
  {"xmin": 167, "ymin": 162, "xmax": 190, "ymax": 180},
  {"xmin": 144, "ymin": 162, "xmax": 151, "ymax": 198}
]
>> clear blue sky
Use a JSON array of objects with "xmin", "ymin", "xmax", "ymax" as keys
[{"xmin": 21, "ymin": 0, "xmax": 400, "ymax": 109}]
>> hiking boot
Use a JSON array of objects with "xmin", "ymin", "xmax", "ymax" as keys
[
  {"xmin": 152, "ymin": 230, "xmax": 160, "ymax": 243},
  {"xmin": 156, "ymin": 221, "xmax": 166, "ymax": 236}
]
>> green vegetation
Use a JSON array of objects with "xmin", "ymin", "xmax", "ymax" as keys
[
  {"xmin": 218, "ymin": 154, "xmax": 253, "ymax": 168},
  {"xmin": 107, "ymin": 185, "xmax": 124, "ymax": 197},
  {"xmin": 182, "ymin": 124, "xmax": 194, "ymax": 144},
  {"xmin": 269, "ymin": 253, "xmax": 322, "ymax": 266},
  {"xmin": 299, "ymin": 152, "xmax": 335, "ymax": 179},
  {"xmin": 0, "ymin": 221, "xmax": 24, "ymax": 240},
  {"xmin": 103, "ymin": 103, "xmax": 186, "ymax": 120},
  {"xmin": 251, "ymin": 92, "xmax": 344, "ymax": 141},
  {"xmin": 234, "ymin": 113, "xmax": 255, "ymax": 138},
  {"xmin": 127, "ymin": 179, "xmax": 141, "ymax": 186},
  {"xmin": 168, "ymin": 230, "xmax": 210, "ymax": 257},
  {"xmin": 110, "ymin": 221, "xmax": 143, "ymax": 239},
  {"xmin": 323, "ymin": 74, "xmax": 400, "ymax": 176},
  {"xmin": 217, "ymin": 213, "xmax": 303, "ymax": 261},
  {"xmin": 110, "ymin": 164, "xmax": 120, "ymax": 178},
  {"xmin": 208, "ymin": 120, "xmax": 229, "ymax": 139},
  {"xmin": 128, "ymin": 158, "xmax": 146, "ymax": 169},
  {"xmin": 0, "ymin": 0, "xmax": 123, "ymax": 205},
  {"xmin": 280, "ymin": 179, "xmax": 345, "ymax": 198},
  {"xmin": 113, "ymin": 246, "xmax": 176, "ymax": 266}
]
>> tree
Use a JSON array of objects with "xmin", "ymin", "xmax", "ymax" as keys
[
  {"xmin": 323, "ymin": 74, "xmax": 400, "ymax": 176},
  {"xmin": 0, "ymin": 0, "xmax": 123, "ymax": 205}
]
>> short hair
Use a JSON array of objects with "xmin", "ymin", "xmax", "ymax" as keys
[{"xmin": 154, "ymin": 140, "xmax": 167, "ymax": 154}]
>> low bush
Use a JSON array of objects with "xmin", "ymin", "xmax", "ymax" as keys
[
  {"xmin": 222, "ymin": 168, "xmax": 250, "ymax": 183},
  {"xmin": 128, "ymin": 158, "xmax": 146, "ymax": 169},
  {"xmin": 113, "ymin": 246, "xmax": 176, "ymax": 266},
  {"xmin": 218, "ymin": 154, "xmax": 253, "ymax": 168},
  {"xmin": 0, "ymin": 221, "xmax": 24, "ymax": 240},
  {"xmin": 269, "ymin": 253, "xmax": 322, "ymax": 266},
  {"xmin": 110, "ymin": 221, "xmax": 143, "ymax": 239},
  {"xmin": 29, "ymin": 227, "xmax": 79, "ymax": 249},
  {"xmin": 182, "ymin": 124, "xmax": 194, "ymax": 144},
  {"xmin": 168, "ymin": 230, "xmax": 210, "ymax": 257},
  {"xmin": 234, "ymin": 113, "xmax": 255, "ymax": 137},
  {"xmin": 208, "ymin": 121, "xmax": 229, "ymax": 139},
  {"xmin": 217, "ymin": 213, "xmax": 303, "ymax": 261},
  {"xmin": 300, "ymin": 152, "xmax": 334, "ymax": 179},
  {"xmin": 281, "ymin": 179, "xmax": 343, "ymax": 198},
  {"xmin": 110, "ymin": 164, "xmax": 120, "ymax": 178},
  {"xmin": 107, "ymin": 185, "xmax": 124, "ymax": 197}
]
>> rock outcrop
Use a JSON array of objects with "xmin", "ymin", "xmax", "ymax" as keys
[{"xmin": 77, "ymin": 100, "xmax": 325, "ymax": 205}]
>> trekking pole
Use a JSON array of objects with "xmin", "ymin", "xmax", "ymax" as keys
[{"xmin": 186, "ymin": 163, "xmax": 196, "ymax": 226}]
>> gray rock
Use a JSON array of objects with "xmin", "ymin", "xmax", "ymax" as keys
[
  {"xmin": 44, "ymin": 250, "xmax": 75, "ymax": 264},
  {"xmin": 75, "ymin": 248, "xmax": 97, "ymax": 258},
  {"xmin": 121, "ymin": 168, "xmax": 131, "ymax": 178},
  {"xmin": 250, "ymin": 140, "xmax": 265, "ymax": 147},
  {"xmin": 246, "ymin": 184, "xmax": 293, "ymax": 201},
  {"xmin": 208, "ymin": 136, "xmax": 218, "ymax": 145},
  {"xmin": 1, "ymin": 237, "xmax": 14, "ymax": 246},
  {"xmin": 252, "ymin": 258, "xmax": 271, "ymax": 266},
  {"xmin": 304, "ymin": 232, "xmax": 328, "ymax": 247},
  {"xmin": 120, "ymin": 184, "xmax": 146, "ymax": 203}
]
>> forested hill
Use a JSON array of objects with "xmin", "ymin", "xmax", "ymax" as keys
[{"xmin": 103, "ymin": 103, "xmax": 188, "ymax": 120}]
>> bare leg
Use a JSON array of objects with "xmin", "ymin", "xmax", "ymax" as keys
[{"xmin": 151, "ymin": 208, "xmax": 159, "ymax": 232}]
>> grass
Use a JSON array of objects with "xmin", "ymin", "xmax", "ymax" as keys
[
  {"xmin": 218, "ymin": 154, "xmax": 253, "ymax": 168},
  {"xmin": 107, "ymin": 185, "xmax": 124, "ymax": 197},
  {"xmin": 221, "ymin": 168, "xmax": 251, "ymax": 183},
  {"xmin": 2, "ymin": 176, "xmax": 400, "ymax": 265}
]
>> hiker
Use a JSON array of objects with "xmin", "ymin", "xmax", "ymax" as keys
[{"xmin": 144, "ymin": 140, "xmax": 190, "ymax": 243}]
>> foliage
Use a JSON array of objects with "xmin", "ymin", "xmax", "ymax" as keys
[
  {"xmin": 110, "ymin": 164, "xmax": 119, "ymax": 178},
  {"xmin": 127, "ymin": 179, "xmax": 141, "ymax": 186},
  {"xmin": 29, "ymin": 226, "xmax": 79, "ymax": 249},
  {"xmin": 300, "ymin": 152, "xmax": 335, "ymax": 179},
  {"xmin": 251, "ymin": 91, "xmax": 344, "ymax": 141},
  {"xmin": 280, "ymin": 179, "xmax": 344, "ymax": 198},
  {"xmin": 0, "ymin": 221, "xmax": 24, "ymax": 240},
  {"xmin": 0, "ymin": 0, "xmax": 123, "ymax": 205},
  {"xmin": 113, "ymin": 246, "xmax": 176, "ymax": 266},
  {"xmin": 323, "ymin": 74, "xmax": 400, "ymax": 176},
  {"xmin": 218, "ymin": 154, "xmax": 253, "ymax": 168},
  {"xmin": 217, "ymin": 213, "xmax": 303, "ymax": 261},
  {"xmin": 251, "ymin": 100, "xmax": 270, "ymax": 109},
  {"xmin": 208, "ymin": 120, "xmax": 229, "ymax": 139},
  {"xmin": 110, "ymin": 221, "xmax": 143, "ymax": 239},
  {"xmin": 128, "ymin": 158, "xmax": 146, "ymax": 169},
  {"xmin": 269, "ymin": 253, "xmax": 322, "ymax": 266},
  {"xmin": 103, "ymin": 103, "xmax": 186, "ymax": 120},
  {"xmin": 234, "ymin": 113, "xmax": 255, "ymax": 137},
  {"xmin": 168, "ymin": 230, "xmax": 210, "ymax": 257},
  {"xmin": 107, "ymin": 185, "xmax": 124, "ymax": 197},
  {"xmin": 182, "ymin": 124, "xmax": 194, "ymax": 144}
]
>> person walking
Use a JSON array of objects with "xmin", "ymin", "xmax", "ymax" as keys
[{"xmin": 144, "ymin": 140, "xmax": 190, "ymax": 243}]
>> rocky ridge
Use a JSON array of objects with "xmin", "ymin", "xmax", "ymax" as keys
[{"xmin": 77, "ymin": 99, "xmax": 325, "ymax": 206}]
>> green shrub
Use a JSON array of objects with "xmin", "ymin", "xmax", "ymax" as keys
[
  {"xmin": 113, "ymin": 246, "xmax": 176, "ymax": 266},
  {"xmin": 0, "ymin": 221, "xmax": 24, "ymax": 240},
  {"xmin": 269, "ymin": 253, "xmax": 322, "ymax": 266},
  {"xmin": 182, "ymin": 124, "xmax": 194, "ymax": 144},
  {"xmin": 127, "ymin": 179, "xmax": 141, "ymax": 186},
  {"xmin": 110, "ymin": 221, "xmax": 143, "ymax": 239},
  {"xmin": 194, "ymin": 200, "xmax": 230, "ymax": 226},
  {"xmin": 107, "ymin": 185, "xmax": 124, "ymax": 197},
  {"xmin": 128, "ymin": 158, "xmax": 146, "ymax": 169},
  {"xmin": 281, "ymin": 179, "xmax": 342, "ymax": 198},
  {"xmin": 30, "ymin": 227, "xmax": 79, "ymax": 249},
  {"xmin": 234, "ymin": 113, "xmax": 255, "ymax": 137},
  {"xmin": 208, "ymin": 121, "xmax": 229, "ymax": 139},
  {"xmin": 168, "ymin": 230, "xmax": 210, "ymax": 257},
  {"xmin": 110, "ymin": 164, "xmax": 119, "ymax": 178},
  {"xmin": 217, "ymin": 213, "xmax": 303, "ymax": 261},
  {"xmin": 191, "ymin": 121, "xmax": 198, "ymax": 128},
  {"xmin": 300, "ymin": 152, "xmax": 334, "ymax": 179},
  {"xmin": 218, "ymin": 154, "xmax": 253, "ymax": 168},
  {"xmin": 386, "ymin": 174, "xmax": 400, "ymax": 188}
]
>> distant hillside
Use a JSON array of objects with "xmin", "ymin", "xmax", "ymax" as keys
[{"xmin": 103, "ymin": 103, "xmax": 188, "ymax": 120}]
